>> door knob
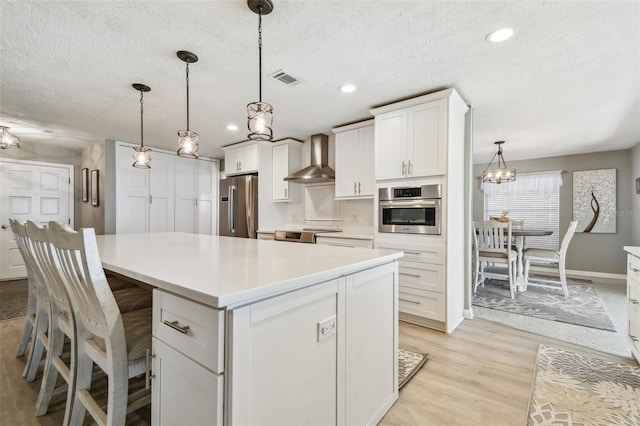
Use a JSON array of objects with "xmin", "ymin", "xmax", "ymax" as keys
[{"xmin": 1, "ymin": 225, "xmax": 7, "ymax": 229}]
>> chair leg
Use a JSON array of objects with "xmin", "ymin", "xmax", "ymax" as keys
[
  {"xmin": 24, "ymin": 304, "xmax": 48, "ymax": 381},
  {"xmin": 508, "ymin": 260, "xmax": 515, "ymax": 299},
  {"xmin": 68, "ymin": 340, "xmax": 92, "ymax": 426},
  {"xmin": 35, "ymin": 315, "xmax": 65, "ymax": 416},
  {"xmin": 107, "ymin": 354, "xmax": 130, "ymax": 426},
  {"xmin": 16, "ymin": 315, "xmax": 34, "ymax": 357},
  {"xmin": 523, "ymin": 259, "xmax": 530, "ymax": 291},
  {"xmin": 559, "ymin": 262, "xmax": 568, "ymax": 297}
]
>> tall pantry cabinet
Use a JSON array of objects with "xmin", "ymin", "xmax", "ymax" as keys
[
  {"xmin": 107, "ymin": 141, "xmax": 218, "ymax": 235},
  {"xmin": 371, "ymin": 88, "xmax": 468, "ymax": 334}
]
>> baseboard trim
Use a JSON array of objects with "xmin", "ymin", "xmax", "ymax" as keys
[
  {"xmin": 463, "ymin": 308, "xmax": 474, "ymax": 320},
  {"xmin": 529, "ymin": 266, "xmax": 625, "ymax": 281}
]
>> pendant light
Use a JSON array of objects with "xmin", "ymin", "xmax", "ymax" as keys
[
  {"xmin": 132, "ymin": 84, "xmax": 152, "ymax": 168},
  {"xmin": 0, "ymin": 126, "xmax": 20, "ymax": 149},
  {"xmin": 176, "ymin": 50, "xmax": 199, "ymax": 159},
  {"xmin": 482, "ymin": 141, "xmax": 516, "ymax": 184},
  {"xmin": 247, "ymin": 0, "xmax": 273, "ymax": 141}
]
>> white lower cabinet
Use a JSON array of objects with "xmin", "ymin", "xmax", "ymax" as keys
[
  {"xmin": 315, "ymin": 236, "xmax": 374, "ymax": 249},
  {"xmin": 625, "ymin": 252, "xmax": 640, "ymax": 362},
  {"xmin": 151, "ymin": 338, "xmax": 223, "ymax": 426},
  {"xmin": 151, "ymin": 290, "xmax": 224, "ymax": 425},
  {"xmin": 228, "ymin": 262, "xmax": 397, "ymax": 426}
]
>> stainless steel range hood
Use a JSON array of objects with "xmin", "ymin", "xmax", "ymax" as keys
[{"xmin": 284, "ymin": 133, "xmax": 335, "ymax": 183}]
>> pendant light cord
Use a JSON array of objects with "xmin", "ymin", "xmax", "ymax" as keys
[
  {"xmin": 139, "ymin": 90, "xmax": 144, "ymax": 148},
  {"xmin": 258, "ymin": 7, "xmax": 263, "ymax": 102},
  {"xmin": 186, "ymin": 62, "xmax": 191, "ymax": 131}
]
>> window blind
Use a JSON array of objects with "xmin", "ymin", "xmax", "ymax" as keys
[{"xmin": 483, "ymin": 171, "xmax": 563, "ymax": 250}]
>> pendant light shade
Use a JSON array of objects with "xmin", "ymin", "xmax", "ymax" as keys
[
  {"xmin": 247, "ymin": 0, "xmax": 274, "ymax": 141},
  {"xmin": 0, "ymin": 126, "xmax": 20, "ymax": 149},
  {"xmin": 177, "ymin": 50, "xmax": 199, "ymax": 159},
  {"xmin": 132, "ymin": 83, "xmax": 152, "ymax": 169},
  {"xmin": 482, "ymin": 141, "xmax": 516, "ymax": 184}
]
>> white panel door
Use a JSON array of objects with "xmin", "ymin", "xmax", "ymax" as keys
[
  {"xmin": 334, "ymin": 129, "xmax": 360, "ymax": 198},
  {"xmin": 149, "ymin": 152, "xmax": 175, "ymax": 233},
  {"xmin": 272, "ymin": 144, "xmax": 289, "ymax": 201},
  {"xmin": 358, "ymin": 125, "xmax": 375, "ymax": 197},
  {"xmin": 408, "ymin": 99, "xmax": 446, "ymax": 177},
  {"xmin": 375, "ymin": 109, "xmax": 407, "ymax": 180},
  {"xmin": 196, "ymin": 160, "xmax": 215, "ymax": 235},
  {"xmin": 0, "ymin": 160, "xmax": 72, "ymax": 279},
  {"xmin": 116, "ymin": 144, "xmax": 149, "ymax": 234},
  {"xmin": 175, "ymin": 157, "xmax": 197, "ymax": 233}
]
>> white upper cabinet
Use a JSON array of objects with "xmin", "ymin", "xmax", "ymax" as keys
[
  {"xmin": 114, "ymin": 142, "xmax": 217, "ymax": 235},
  {"xmin": 224, "ymin": 143, "xmax": 258, "ymax": 176},
  {"xmin": 333, "ymin": 121, "xmax": 375, "ymax": 199},
  {"xmin": 373, "ymin": 98, "xmax": 446, "ymax": 180},
  {"xmin": 271, "ymin": 140, "xmax": 302, "ymax": 202}
]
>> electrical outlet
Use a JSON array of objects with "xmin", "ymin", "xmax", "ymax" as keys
[{"xmin": 317, "ymin": 316, "xmax": 336, "ymax": 342}]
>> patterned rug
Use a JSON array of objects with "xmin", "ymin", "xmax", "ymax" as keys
[
  {"xmin": 527, "ymin": 345, "xmax": 640, "ymax": 425},
  {"xmin": 398, "ymin": 347, "xmax": 428, "ymax": 390},
  {"xmin": 473, "ymin": 278, "xmax": 616, "ymax": 331},
  {"xmin": 0, "ymin": 279, "xmax": 28, "ymax": 321}
]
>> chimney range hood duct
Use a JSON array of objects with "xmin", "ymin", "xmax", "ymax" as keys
[{"xmin": 284, "ymin": 133, "xmax": 335, "ymax": 183}]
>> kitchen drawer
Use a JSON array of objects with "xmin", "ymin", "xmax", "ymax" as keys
[
  {"xmin": 257, "ymin": 232, "xmax": 275, "ymax": 241},
  {"xmin": 153, "ymin": 290, "xmax": 224, "ymax": 374},
  {"xmin": 376, "ymin": 241, "xmax": 444, "ymax": 264},
  {"xmin": 315, "ymin": 236, "xmax": 373, "ymax": 249},
  {"xmin": 629, "ymin": 276, "xmax": 640, "ymax": 312},
  {"xmin": 399, "ymin": 261, "xmax": 444, "ymax": 293},
  {"xmin": 627, "ymin": 254, "xmax": 640, "ymax": 284},
  {"xmin": 398, "ymin": 287, "xmax": 444, "ymax": 321}
]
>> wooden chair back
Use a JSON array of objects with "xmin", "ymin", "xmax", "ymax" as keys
[
  {"xmin": 46, "ymin": 221, "xmax": 124, "ymax": 346},
  {"xmin": 474, "ymin": 220, "xmax": 512, "ymax": 252},
  {"xmin": 559, "ymin": 220, "xmax": 578, "ymax": 259}
]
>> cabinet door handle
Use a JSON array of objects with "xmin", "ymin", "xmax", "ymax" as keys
[
  {"xmin": 163, "ymin": 319, "xmax": 190, "ymax": 335},
  {"xmin": 354, "ymin": 182, "xmax": 357, "ymax": 195},
  {"xmin": 149, "ymin": 195, "xmax": 152, "ymax": 204},
  {"xmin": 404, "ymin": 251, "xmax": 423, "ymax": 256},
  {"xmin": 408, "ymin": 160, "xmax": 413, "ymax": 175},
  {"xmin": 195, "ymin": 198, "xmax": 198, "ymax": 206},
  {"xmin": 399, "ymin": 272, "xmax": 421, "ymax": 278},
  {"xmin": 630, "ymin": 263, "xmax": 640, "ymax": 273},
  {"xmin": 631, "ymin": 334, "xmax": 639, "ymax": 343},
  {"xmin": 145, "ymin": 349, "xmax": 156, "ymax": 389},
  {"xmin": 402, "ymin": 161, "xmax": 406, "ymax": 176},
  {"xmin": 358, "ymin": 182, "xmax": 361, "ymax": 194},
  {"xmin": 630, "ymin": 298, "xmax": 639, "ymax": 305},
  {"xmin": 284, "ymin": 187, "xmax": 288, "ymax": 198},
  {"xmin": 328, "ymin": 243, "xmax": 357, "ymax": 248},
  {"xmin": 399, "ymin": 298, "xmax": 420, "ymax": 305}
]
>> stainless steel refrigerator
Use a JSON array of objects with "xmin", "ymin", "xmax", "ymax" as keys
[{"xmin": 219, "ymin": 175, "xmax": 258, "ymax": 238}]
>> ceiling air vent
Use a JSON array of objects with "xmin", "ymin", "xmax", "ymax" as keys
[{"xmin": 269, "ymin": 69, "xmax": 303, "ymax": 87}]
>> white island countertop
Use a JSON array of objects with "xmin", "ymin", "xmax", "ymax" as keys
[
  {"xmin": 96, "ymin": 232, "xmax": 402, "ymax": 309},
  {"xmin": 625, "ymin": 246, "xmax": 640, "ymax": 258}
]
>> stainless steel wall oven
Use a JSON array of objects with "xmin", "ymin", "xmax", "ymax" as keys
[{"xmin": 378, "ymin": 184, "xmax": 442, "ymax": 235}]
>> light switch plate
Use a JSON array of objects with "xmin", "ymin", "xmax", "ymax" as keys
[{"xmin": 317, "ymin": 316, "xmax": 337, "ymax": 342}]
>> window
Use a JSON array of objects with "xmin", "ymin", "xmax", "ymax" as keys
[{"xmin": 482, "ymin": 171, "xmax": 563, "ymax": 250}]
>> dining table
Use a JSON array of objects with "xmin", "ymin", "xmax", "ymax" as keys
[{"xmin": 511, "ymin": 228, "xmax": 554, "ymax": 291}]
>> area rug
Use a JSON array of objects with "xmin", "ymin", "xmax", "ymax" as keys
[
  {"xmin": 398, "ymin": 347, "xmax": 428, "ymax": 390},
  {"xmin": 0, "ymin": 279, "xmax": 28, "ymax": 321},
  {"xmin": 527, "ymin": 345, "xmax": 640, "ymax": 425},
  {"xmin": 473, "ymin": 278, "xmax": 616, "ymax": 331}
]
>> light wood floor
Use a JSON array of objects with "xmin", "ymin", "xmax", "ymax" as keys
[{"xmin": 1, "ymin": 316, "xmax": 636, "ymax": 426}]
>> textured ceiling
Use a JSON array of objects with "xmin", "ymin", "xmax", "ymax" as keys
[{"xmin": 1, "ymin": 0, "xmax": 639, "ymax": 162}]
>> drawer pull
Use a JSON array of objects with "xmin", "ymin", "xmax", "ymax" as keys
[
  {"xmin": 145, "ymin": 349, "xmax": 156, "ymax": 389},
  {"xmin": 399, "ymin": 272, "xmax": 421, "ymax": 278},
  {"xmin": 329, "ymin": 243, "xmax": 357, "ymax": 248},
  {"xmin": 631, "ymin": 298, "xmax": 639, "ymax": 305},
  {"xmin": 631, "ymin": 335, "xmax": 639, "ymax": 343},
  {"xmin": 629, "ymin": 263, "xmax": 640, "ymax": 273},
  {"xmin": 404, "ymin": 251, "xmax": 422, "ymax": 256},
  {"xmin": 163, "ymin": 319, "xmax": 190, "ymax": 335},
  {"xmin": 399, "ymin": 298, "xmax": 420, "ymax": 305}
]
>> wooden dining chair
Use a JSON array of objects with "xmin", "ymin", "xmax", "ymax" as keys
[
  {"xmin": 523, "ymin": 220, "xmax": 578, "ymax": 297},
  {"xmin": 47, "ymin": 221, "xmax": 152, "ymax": 426},
  {"xmin": 10, "ymin": 218, "xmax": 51, "ymax": 382},
  {"xmin": 9, "ymin": 219, "xmax": 39, "ymax": 360},
  {"xmin": 473, "ymin": 220, "xmax": 518, "ymax": 299}
]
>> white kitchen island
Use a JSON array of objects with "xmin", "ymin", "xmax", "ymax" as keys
[{"xmin": 95, "ymin": 232, "xmax": 402, "ymax": 426}]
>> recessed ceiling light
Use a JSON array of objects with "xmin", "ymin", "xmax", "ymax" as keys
[
  {"xmin": 226, "ymin": 124, "xmax": 238, "ymax": 131},
  {"xmin": 339, "ymin": 84, "xmax": 357, "ymax": 93},
  {"xmin": 485, "ymin": 27, "xmax": 516, "ymax": 43}
]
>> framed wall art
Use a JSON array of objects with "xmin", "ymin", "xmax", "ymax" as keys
[
  {"xmin": 91, "ymin": 169, "xmax": 99, "ymax": 207},
  {"xmin": 572, "ymin": 168, "xmax": 616, "ymax": 233},
  {"xmin": 81, "ymin": 168, "xmax": 89, "ymax": 202}
]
